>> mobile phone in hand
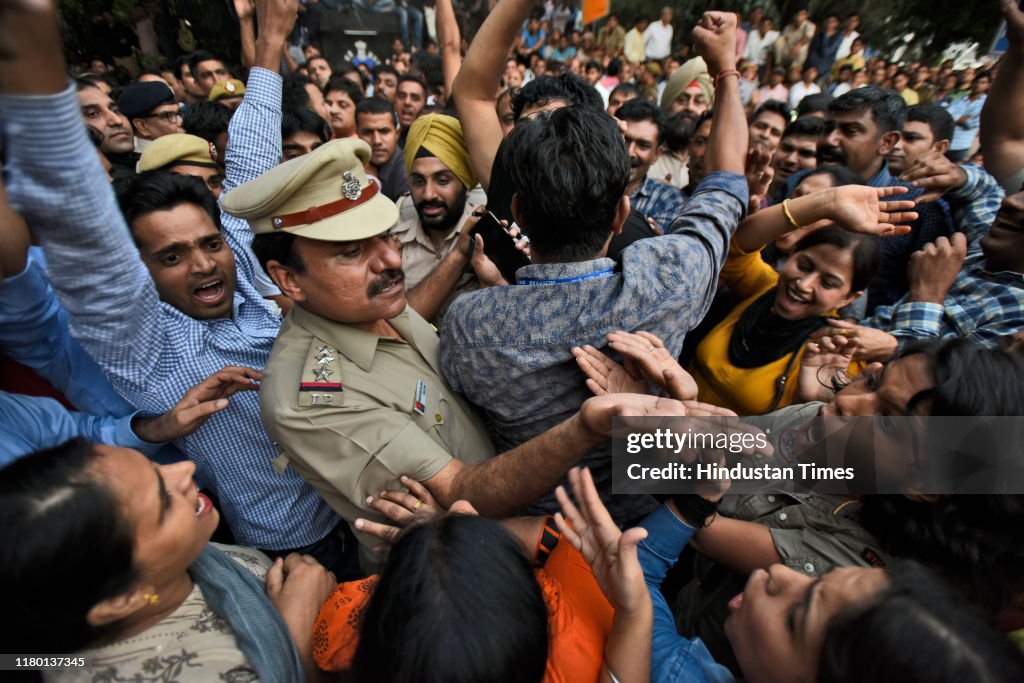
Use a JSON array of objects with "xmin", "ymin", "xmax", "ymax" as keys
[{"xmin": 469, "ymin": 211, "xmax": 531, "ymax": 283}]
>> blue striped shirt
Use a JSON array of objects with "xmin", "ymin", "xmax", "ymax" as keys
[
  {"xmin": 0, "ymin": 70, "xmax": 338, "ymax": 549},
  {"xmin": 863, "ymin": 164, "xmax": 1024, "ymax": 347}
]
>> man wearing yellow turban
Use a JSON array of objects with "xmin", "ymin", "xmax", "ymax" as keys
[{"xmin": 394, "ymin": 113, "xmax": 488, "ymax": 322}]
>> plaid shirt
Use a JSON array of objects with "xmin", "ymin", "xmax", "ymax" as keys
[
  {"xmin": 440, "ymin": 172, "xmax": 748, "ymax": 527},
  {"xmin": 0, "ymin": 70, "xmax": 338, "ymax": 549},
  {"xmin": 631, "ymin": 176, "xmax": 687, "ymax": 232},
  {"xmin": 864, "ymin": 162, "xmax": 954, "ymax": 313},
  {"xmin": 863, "ymin": 165, "xmax": 1023, "ymax": 348}
]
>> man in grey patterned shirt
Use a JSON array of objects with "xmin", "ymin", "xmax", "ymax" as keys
[{"xmin": 441, "ymin": 12, "xmax": 751, "ymax": 526}]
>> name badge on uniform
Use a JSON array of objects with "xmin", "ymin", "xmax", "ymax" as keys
[{"xmin": 414, "ymin": 379, "xmax": 428, "ymax": 415}]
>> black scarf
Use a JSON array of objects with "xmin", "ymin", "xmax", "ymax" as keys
[{"xmin": 728, "ymin": 288, "xmax": 826, "ymax": 368}]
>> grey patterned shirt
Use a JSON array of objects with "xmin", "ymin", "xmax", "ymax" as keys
[{"xmin": 440, "ymin": 172, "xmax": 748, "ymax": 525}]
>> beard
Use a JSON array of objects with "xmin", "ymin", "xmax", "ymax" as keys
[{"xmin": 415, "ymin": 185, "xmax": 468, "ymax": 234}]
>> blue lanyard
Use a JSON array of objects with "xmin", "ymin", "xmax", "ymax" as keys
[{"xmin": 516, "ymin": 268, "xmax": 616, "ymax": 285}]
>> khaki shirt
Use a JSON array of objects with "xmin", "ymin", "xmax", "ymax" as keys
[
  {"xmin": 392, "ymin": 185, "xmax": 487, "ymax": 291},
  {"xmin": 260, "ymin": 303, "xmax": 495, "ymax": 569}
]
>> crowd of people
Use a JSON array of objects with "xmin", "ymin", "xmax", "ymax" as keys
[{"xmin": 3, "ymin": 0, "xmax": 1024, "ymax": 681}]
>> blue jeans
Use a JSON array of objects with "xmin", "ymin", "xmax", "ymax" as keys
[
  {"xmin": 351, "ymin": 0, "xmax": 422, "ymax": 50},
  {"xmin": 394, "ymin": 3, "xmax": 424, "ymax": 50}
]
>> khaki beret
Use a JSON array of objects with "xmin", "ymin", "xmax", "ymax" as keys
[
  {"xmin": 138, "ymin": 133, "xmax": 219, "ymax": 172},
  {"xmin": 220, "ymin": 138, "xmax": 399, "ymax": 241},
  {"xmin": 208, "ymin": 78, "xmax": 246, "ymax": 102}
]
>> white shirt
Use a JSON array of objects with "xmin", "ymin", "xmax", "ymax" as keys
[
  {"xmin": 835, "ymin": 30, "xmax": 860, "ymax": 59},
  {"xmin": 831, "ymin": 82, "xmax": 853, "ymax": 97},
  {"xmin": 644, "ymin": 21, "xmax": 674, "ymax": 60},
  {"xmin": 788, "ymin": 81, "xmax": 821, "ymax": 111},
  {"xmin": 744, "ymin": 29, "xmax": 780, "ymax": 65}
]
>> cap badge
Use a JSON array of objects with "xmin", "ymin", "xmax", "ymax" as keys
[
  {"xmin": 208, "ymin": 142, "xmax": 218, "ymax": 162},
  {"xmin": 342, "ymin": 171, "xmax": 362, "ymax": 201},
  {"xmin": 225, "ymin": 81, "xmax": 237, "ymax": 94}
]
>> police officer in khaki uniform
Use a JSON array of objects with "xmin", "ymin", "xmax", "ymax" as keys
[
  {"xmin": 138, "ymin": 133, "xmax": 224, "ymax": 198},
  {"xmin": 222, "ymin": 138, "xmax": 689, "ymax": 571}
]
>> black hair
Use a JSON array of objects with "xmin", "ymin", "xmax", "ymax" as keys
[
  {"xmin": 499, "ymin": 106, "xmax": 628, "ymax": 261},
  {"xmin": 897, "ymin": 337, "xmax": 1024, "ymax": 417},
  {"xmin": 609, "ymin": 82, "xmax": 640, "ymax": 102},
  {"xmin": 0, "ymin": 439, "xmax": 136, "ymax": 654},
  {"xmin": 188, "ymin": 49, "xmax": 224, "ymax": 81},
  {"xmin": 860, "ymin": 494, "xmax": 1024, "ymax": 617},
  {"xmin": 282, "ymin": 73, "xmax": 315, "ymax": 112},
  {"xmin": 306, "ymin": 54, "xmax": 331, "ymax": 70},
  {"xmin": 510, "ymin": 72, "xmax": 604, "ymax": 122},
  {"xmin": 606, "ymin": 58, "xmax": 623, "ymax": 78},
  {"xmin": 796, "ymin": 93, "xmax": 833, "ymax": 117},
  {"xmin": 663, "ymin": 111, "xmax": 698, "ymax": 152},
  {"xmin": 792, "ymin": 223, "xmax": 880, "ymax": 292},
  {"xmin": 252, "ymin": 232, "xmax": 305, "ymax": 276},
  {"xmin": 794, "ymin": 164, "xmax": 862, "ymax": 189},
  {"xmin": 819, "ymin": 561, "xmax": 1024, "ymax": 682},
  {"xmin": 323, "ymin": 75, "xmax": 364, "ymax": 105},
  {"xmin": 906, "ymin": 104, "xmax": 954, "ymax": 143},
  {"xmin": 783, "ymin": 115, "xmax": 828, "ymax": 140},
  {"xmin": 375, "ymin": 64, "xmax": 399, "ymax": 81},
  {"xmin": 281, "ymin": 107, "xmax": 331, "ymax": 144},
  {"xmin": 75, "ymin": 77, "xmax": 102, "ymax": 93},
  {"xmin": 615, "ymin": 98, "xmax": 666, "ymax": 144},
  {"xmin": 118, "ymin": 171, "xmax": 222, "ymax": 236},
  {"xmin": 752, "ymin": 99, "xmax": 790, "ymax": 125},
  {"xmin": 350, "ymin": 515, "xmax": 548, "ymax": 683},
  {"xmin": 827, "ymin": 86, "xmax": 906, "ymax": 133},
  {"xmin": 182, "ymin": 100, "xmax": 232, "ymax": 142},
  {"xmin": 410, "ymin": 53, "xmax": 444, "ymax": 90},
  {"xmin": 397, "ymin": 73, "xmax": 428, "ymax": 97},
  {"xmin": 356, "ymin": 96, "xmax": 399, "ymax": 127}
]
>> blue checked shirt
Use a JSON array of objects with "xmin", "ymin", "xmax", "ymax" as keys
[
  {"xmin": 862, "ymin": 164, "xmax": 1024, "ymax": 348},
  {"xmin": 440, "ymin": 172, "xmax": 748, "ymax": 526},
  {"xmin": 631, "ymin": 176, "xmax": 688, "ymax": 232},
  {"xmin": 0, "ymin": 70, "xmax": 338, "ymax": 549},
  {"xmin": 865, "ymin": 162, "xmax": 954, "ymax": 313}
]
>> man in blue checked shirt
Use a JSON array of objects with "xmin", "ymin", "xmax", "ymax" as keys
[
  {"xmin": 0, "ymin": 0, "xmax": 351, "ymax": 574},
  {"xmin": 616, "ymin": 99, "xmax": 687, "ymax": 233},
  {"xmin": 818, "ymin": 156, "xmax": 1024, "ymax": 359}
]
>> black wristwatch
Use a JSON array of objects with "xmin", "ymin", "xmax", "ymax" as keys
[{"xmin": 673, "ymin": 494, "xmax": 721, "ymax": 528}]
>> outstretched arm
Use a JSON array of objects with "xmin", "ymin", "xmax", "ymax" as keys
[
  {"xmin": 733, "ymin": 185, "xmax": 918, "ymax": 252},
  {"xmin": 235, "ymin": 0, "xmax": 257, "ymax": 69},
  {"xmin": 980, "ymin": 0, "xmax": 1024, "ymax": 192},
  {"xmin": 451, "ymin": 0, "xmax": 534, "ymax": 191},
  {"xmin": 695, "ymin": 12, "xmax": 747, "ymax": 177},
  {"xmin": 0, "ymin": 0, "xmax": 167, "ymax": 391},
  {"xmin": 436, "ymin": 0, "xmax": 461, "ymax": 99}
]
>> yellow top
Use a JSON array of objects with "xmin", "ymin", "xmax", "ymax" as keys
[{"xmin": 691, "ymin": 241, "xmax": 808, "ymax": 415}]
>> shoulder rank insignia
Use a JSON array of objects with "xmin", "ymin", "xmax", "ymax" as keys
[{"xmin": 298, "ymin": 342, "xmax": 344, "ymax": 407}]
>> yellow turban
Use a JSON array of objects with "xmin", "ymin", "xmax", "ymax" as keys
[
  {"xmin": 403, "ymin": 114, "xmax": 478, "ymax": 191},
  {"xmin": 659, "ymin": 56, "xmax": 714, "ymax": 114}
]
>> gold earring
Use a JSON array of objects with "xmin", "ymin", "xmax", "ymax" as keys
[{"xmin": 143, "ymin": 593, "xmax": 160, "ymax": 606}]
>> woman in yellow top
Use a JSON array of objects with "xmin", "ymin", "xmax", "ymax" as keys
[{"xmin": 689, "ymin": 184, "xmax": 917, "ymax": 415}]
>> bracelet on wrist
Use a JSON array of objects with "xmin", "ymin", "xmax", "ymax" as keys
[
  {"xmin": 782, "ymin": 198, "xmax": 802, "ymax": 230},
  {"xmin": 715, "ymin": 69, "xmax": 740, "ymax": 89}
]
